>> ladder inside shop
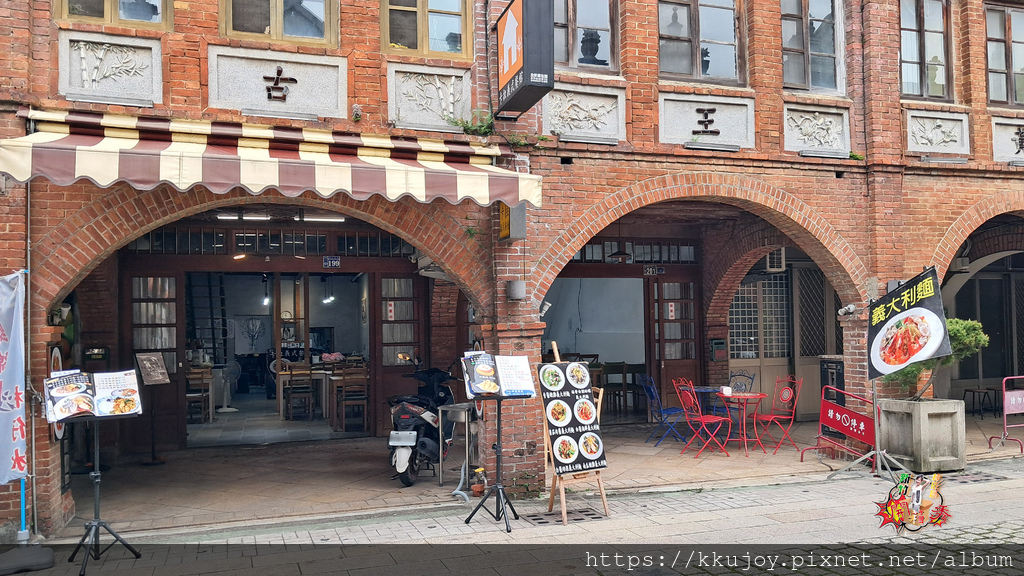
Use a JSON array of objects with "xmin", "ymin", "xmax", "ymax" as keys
[{"xmin": 186, "ymin": 272, "xmax": 229, "ymax": 365}]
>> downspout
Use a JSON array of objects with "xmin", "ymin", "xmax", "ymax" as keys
[{"xmin": 26, "ymin": 178, "xmax": 39, "ymax": 538}]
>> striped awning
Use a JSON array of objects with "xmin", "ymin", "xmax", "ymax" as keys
[{"xmin": 0, "ymin": 109, "xmax": 542, "ymax": 207}]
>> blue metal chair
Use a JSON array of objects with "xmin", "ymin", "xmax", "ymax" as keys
[{"xmin": 638, "ymin": 374, "xmax": 686, "ymax": 446}]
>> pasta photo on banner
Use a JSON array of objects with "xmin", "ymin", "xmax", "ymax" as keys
[{"xmin": 0, "ymin": 272, "xmax": 27, "ymax": 484}]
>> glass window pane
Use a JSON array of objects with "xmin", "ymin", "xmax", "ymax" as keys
[
  {"xmin": 120, "ymin": 0, "xmax": 161, "ymax": 22},
  {"xmin": 429, "ymin": 0, "xmax": 459, "ymax": 11},
  {"xmin": 390, "ymin": 0, "xmax": 416, "ymax": 6},
  {"xmin": 783, "ymin": 18, "xmax": 804, "ymax": 49},
  {"xmin": 990, "ymin": 71, "xmax": 1008, "ymax": 101},
  {"xmin": 429, "ymin": 13, "xmax": 462, "ymax": 52},
  {"xmin": 660, "ymin": 39, "xmax": 693, "ymax": 74},
  {"xmin": 808, "ymin": 0, "xmax": 833, "ymax": 21},
  {"xmin": 810, "ymin": 20, "xmax": 835, "ymax": 54},
  {"xmin": 284, "ymin": 0, "xmax": 324, "ymax": 38},
  {"xmin": 926, "ymin": 64, "xmax": 945, "ymax": 96},
  {"xmin": 901, "ymin": 30, "xmax": 920, "ymax": 62},
  {"xmin": 988, "ymin": 10, "xmax": 1006, "ymax": 40},
  {"xmin": 924, "ymin": 31, "xmax": 944, "ymax": 64},
  {"xmin": 989, "ymin": 40, "xmax": 1007, "ymax": 70},
  {"xmin": 781, "ymin": 0, "xmax": 801, "ymax": 16},
  {"xmin": 810, "ymin": 55, "xmax": 837, "ymax": 88},
  {"xmin": 702, "ymin": 0, "xmax": 734, "ymax": 7},
  {"xmin": 554, "ymin": 0, "xmax": 567, "ymax": 23},
  {"xmin": 901, "ymin": 0, "xmax": 918, "ymax": 29},
  {"xmin": 1014, "ymin": 12, "xmax": 1024, "ymax": 42},
  {"xmin": 1016, "ymin": 73, "xmax": 1024, "ymax": 103},
  {"xmin": 389, "ymin": 10, "xmax": 418, "ymax": 49},
  {"xmin": 701, "ymin": 42, "xmax": 736, "ymax": 78},
  {"xmin": 577, "ymin": 0, "xmax": 611, "ymax": 28},
  {"xmin": 71, "ymin": 0, "xmax": 105, "ymax": 17},
  {"xmin": 783, "ymin": 52, "xmax": 806, "ymax": 85},
  {"xmin": 699, "ymin": 7, "xmax": 735, "ymax": 43},
  {"xmin": 902, "ymin": 62, "xmax": 922, "ymax": 94},
  {"xmin": 1015, "ymin": 44, "xmax": 1024, "ymax": 72},
  {"xmin": 554, "ymin": 26, "xmax": 568, "ymax": 62},
  {"xmin": 923, "ymin": 0, "xmax": 942, "ymax": 31},
  {"xmin": 233, "ymin": 0, "xmax": 271, "ymax": 34},
  {"xmin": 659, "ymin": 3, "xmax": 691, "ymax": 38},
  {"xmin": 577, "ymin": 28, "xmax": 611, "ymax": 65}
]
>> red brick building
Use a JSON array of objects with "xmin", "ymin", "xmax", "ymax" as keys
[{"xmin": 0, "ymin": 0, "xmax": 1020, "ymax": 536}]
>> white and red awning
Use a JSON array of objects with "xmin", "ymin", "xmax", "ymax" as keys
[{"xmin": 0, "ymin": 109, "xmax": 542, "ymax": 207}]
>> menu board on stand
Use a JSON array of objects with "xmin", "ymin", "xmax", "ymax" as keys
[{"xmin": 538, "ymin": 342, "xmax": 610, "ymax": 525}]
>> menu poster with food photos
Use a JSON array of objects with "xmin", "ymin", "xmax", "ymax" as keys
[
  {"xmin": 539, "ymin": 362, "xmax": 607, "ymax": 475},
  {"xmin": 461, "ymin": 352, "xmax": 537, "ymax": 398},
  {"xmin": 44, "ymin": 369, "xmax": 143, "ymax": 423},
  {"xmin": 868, "ymin": 267, "xmax": 951, "ymax": 379}
]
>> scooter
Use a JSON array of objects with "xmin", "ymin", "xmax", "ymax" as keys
[{"xmin": 388, "ymin": 354, "xmax": 457, "ymax": 486}]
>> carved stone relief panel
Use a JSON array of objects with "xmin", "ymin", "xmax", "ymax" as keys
[
  {"xmin": 990, "ymin": 117, "xmax": 1024, "ymax": 162},
  {"xmin": 386, "ymin": 64, "xmax": 471, "ymax": 132},
  {"xmin": 660, "ymin": 94, "xmax": 755, "ymax": 149},
  {"xmin": 58, "ymin": 31, "xmax": 163, "ymax": 107},
  {"xmin": 905, "ymin": 110, "xmax": 970, "ymax": 155},
  {"xmin": 543, "ymin": 84, "xmax": 626, "ymax": 144},
  {"xmin": 207, "ymin": 46, "xmax": 346, "ymax": 120},
  {"xmin": 783, "ymin": 105, "xmax": 850, "ymax": 154}
]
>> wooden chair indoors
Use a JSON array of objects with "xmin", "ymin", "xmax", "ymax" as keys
[
  {"xmin": 185, "ymin": 368, "xmax": 212, "ymax": 424},
  {"xmin": 283, "ymin": 363, "xmax": 315, "ymax": 420},
  {"xmin": 333, "ymin": 364, "xmax": 369, "ymax": 432}
]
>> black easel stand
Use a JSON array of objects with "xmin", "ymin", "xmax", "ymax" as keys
[
  {"xmin": 465, "ymin": 396, "xmax": 519, "ymax": 533},
  {"xmin": 69, "ymin": 420, "xmax": 141, "ymax": 575},
  {"xmin": 141, "ymin": 388, "xmax": 164, "ymax": 466}
]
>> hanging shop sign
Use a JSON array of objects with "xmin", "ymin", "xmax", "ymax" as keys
[
  {"xmin": 0, "ymin": 272, "xmax": 27, "ymax": 484},
  {"xmin": 496, "ymin": 0, "xmax": 554, "ymax": 116},
  {"xmin": 538, "ymin": 362, "xmax": 607, "ymax": 475},
  {"xmin": 868, "ymin": 267, "xmax": 951, "ymax": 379},
  {"xmin": 497, "ymin": 201, "xmax": 527, "ymax": 241}
]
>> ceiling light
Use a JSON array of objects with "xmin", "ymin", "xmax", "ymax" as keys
[
  {"xmin": 218, "ymin": 214, "xmax": 271, "ymax": 220},
  {"xmin": 294, "ymin": 216, "xmax": 346, "ymax": 222},
  {"xmin": 233, "ymin": 253, "xmax": 246, "ymax": 260},
  {"xmin": 262, "ymin": 275, "xmax": 270, "ymax": 306}
]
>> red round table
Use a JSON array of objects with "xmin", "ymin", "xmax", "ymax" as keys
[{"xmin": 716, "ymin": 391, "xmax": 768, "ymax": 457}]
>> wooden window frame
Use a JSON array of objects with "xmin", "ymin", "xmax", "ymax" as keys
[
  {"xmin": 554, "ymin": 0, "xmax": 619, "ymax": 72},
  {"xmin": 221, "ymin": 0, "xmax": 339, "ymax": 48},
  {"xmin": 657, "ymin": 0, "xmax": 745, "ymax": 86},
  {"xmin": 57, "ymin": 0, "xmax": 173, "ymax": 30},
  {"xmin": 381, "ymin": 0, "xmax": 472, "ymax": 59},
  {"xmin": 986, "ymin": 4, "xmax": 1024, "ymax": 107},
  {"xmin": 781, "ymin": 0, "xmax": 842, "ymax": 92},
  {"xmin": 900, "ymin": 0, "xmax": 951, "ymax": 100}
]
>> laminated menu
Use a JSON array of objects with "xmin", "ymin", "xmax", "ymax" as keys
[
  {"xmin": 43, "ymin": 369, "xmax": 143, "ymax": 423},
  {"xmin": 539, "ymin": 362, "xmax": 607, "ymax": 475},
  {"xmin": 460, "ymin": 351, "xmax": 537, "ymax": 398}
]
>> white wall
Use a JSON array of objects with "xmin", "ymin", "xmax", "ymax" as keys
[{"xmin": 541, "ymin": 278, "xmax": 646, "ymax": 363}]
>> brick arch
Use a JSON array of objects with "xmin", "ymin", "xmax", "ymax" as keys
[
  {"xmin": 534, "ymin": 172, "xmax": 867, "ymax": 306},
  {"xmin": 960, "ymin": 223, "xmax": 1024, "ymax": 263},
  {"xmin": 30, "ymin": 183, "xmax": 494, "ymax": 316},
  {"xmin": 932, "ymin": 191, "xmax": 1024, "ymax": 277}
]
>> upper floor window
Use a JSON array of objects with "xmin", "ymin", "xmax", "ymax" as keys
[
  {"xmin": 384, "ymin": 0, "xmax": 468, "ymax": 57},
  {"xmin": 555, "ymin": 0, "xmax": 617, "ymax": 70},
  {"xmin": 225, "ymin": 0, "xmax": 337, "ymax": 45},
  {"xmin": 900, "ymin": 0, "xmax": 949, "ymax": 99},
  {"xmin": 61, "ymin": 0, "xmax": 169, "ymax": 27},
  {"xmin": 782, "ymin": 0, "xmax": 840, "ymax": 91},
  {"xmin": 658, "ymin": 0, "xmax": 741, "ymax": 83},
  {"xmin": 986, "ymin": 6, "xmax": 1024, "ymax": 105}
]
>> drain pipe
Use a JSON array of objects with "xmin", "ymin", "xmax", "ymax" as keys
[{"xmin": 25, "ymin": 177, "xmax": 41, "ymax": 539}]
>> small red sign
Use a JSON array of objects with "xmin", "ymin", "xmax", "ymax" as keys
[
  {"xmin": 820, "ymin": 399, "xmax": 874, "ymax": 445},
  {"xmin": 387, "ymin": 301, "xmax": 395, "ymax": 321},
  {"xmin": 1005, "ymin": 390, "xmax": 1024, "ymax": 415}
]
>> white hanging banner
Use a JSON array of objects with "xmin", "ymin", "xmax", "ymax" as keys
[{"xmin": 0, "ymin": 272, "xmax": 27, "ymax": 484}]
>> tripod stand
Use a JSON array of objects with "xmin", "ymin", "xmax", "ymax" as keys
[
  {"xmin": 826, "ymin": 380, "xmax": 911, "ymax": 484},
  {"xmin": 69, "ymin": 419, "xmax": 141, "ymax": 575},
  {"xmin": 465, "ymin": 396, "xmax": 519, "ymax": 532}
]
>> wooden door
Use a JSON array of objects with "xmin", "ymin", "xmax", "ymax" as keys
[
  {"xmin": 728, "ymin": 272, "xmax": 792, "ymax": 414},
  {"xmin": 649, "ymin": 275, "xmax": 702, "ymax": 407}
]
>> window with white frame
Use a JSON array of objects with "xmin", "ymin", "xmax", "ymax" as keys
[
  {"xmin": 781, "ymin": 0, "xmax": 841, "ymax": 91},
  {"xmin": 986, "ymin": 5, "xmax": 1024, "ymax": 105},
  {"xmin": 61, "ymin": 0, "xmax": 169, "ymax": 27},
  {"xmin": 900, "ymin": 0, "xmax": 949, "ymax": 98},
  {"xmin": 226, "ymin": 0, "xmax": 336, "ymax": 44},
  {"xmin": 658, "ymin": 0, "xmax": 742, "ymax": 83},
  {"xmin": 555, "ymin": 0, "xmax": 617, "ymax": 70},
  {"xmin": 384, "ymin": 0, "xmax": 469, "ymax": 57}
]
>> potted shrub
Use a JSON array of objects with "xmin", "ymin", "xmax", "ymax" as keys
[{"xmin": 876, "ymin": 318, "xmax": 988, "ymax": 473}]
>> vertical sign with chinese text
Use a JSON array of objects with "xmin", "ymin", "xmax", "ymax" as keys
[
  {"xmin": 539, "ymin": 362, "xmax": 607, "ymax": 475},
  {"xmin": 0, "ymin": 273, "xmax": 27, "ymax": 484},
  {"xmin": 868, "ymin": 268, "xmax": 951, "ymax": 379},
  {"xmin": 496, "ymin": 0, "xmax": 554, "ymax": 115}
]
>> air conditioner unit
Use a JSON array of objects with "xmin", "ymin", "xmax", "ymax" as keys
[{"xmin": 765, "ymin": 248, "xmax": 786, "ymax": 273}]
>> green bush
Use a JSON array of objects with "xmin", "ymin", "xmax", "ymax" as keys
[{"xmin": 881, "ymin": 318, "xmax": 988, "ymax": 392}]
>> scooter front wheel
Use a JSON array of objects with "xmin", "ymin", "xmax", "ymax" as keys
[{"xmin": 398, "ymin": 451, "xmax": 419, "ymax": 486}]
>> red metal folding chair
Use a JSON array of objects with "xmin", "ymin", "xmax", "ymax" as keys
[
  {"xmin": 673, "ymin": 377, "xmax": 731, "ymax": 458},
  {"xmin": 755, "ymin": 376, "xmax": 803, "ymax": 454}
]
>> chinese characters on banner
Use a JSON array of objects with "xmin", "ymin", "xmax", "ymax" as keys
[
  {"xmin": 867, "ymin": 268, "xmax": 952, "ymax": 380},
  {"xmin": 0, "ymin": 272, "xmax": 27, "ymax": 484}
]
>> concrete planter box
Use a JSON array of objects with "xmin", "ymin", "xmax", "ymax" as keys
[{"xmin": 877, "ymin": 398, "xmax": 966, "ymax": 473}]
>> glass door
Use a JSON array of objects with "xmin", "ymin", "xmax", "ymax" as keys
[{"xmin": 649, "ymin": 275, "xmax": 701, "ymax": 406}]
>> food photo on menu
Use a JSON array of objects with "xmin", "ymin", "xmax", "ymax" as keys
[
  {"xmin": 460, "ymin": 351, "xmax": 537, "ymax": 398},
  {"xmin": 44, "ymin": 369, "xmax": 143, "ymax": 423}
]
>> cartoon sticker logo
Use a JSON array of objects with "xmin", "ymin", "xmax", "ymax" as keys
[{"xmin": 875, "ymin": 472, "xmax": 951, "ymax": 535}]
